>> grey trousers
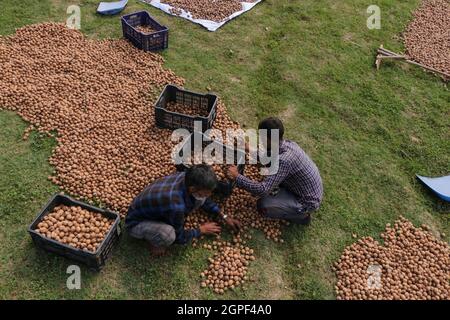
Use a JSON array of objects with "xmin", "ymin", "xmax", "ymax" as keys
[
  {"xmin": 128, "ymin": 220, "xmax": 176, "ymax": 247},
  {"xmin": 257, "ymin": 187, "xmax": 312, "ymax": 224}
]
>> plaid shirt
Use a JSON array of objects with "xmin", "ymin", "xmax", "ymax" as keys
[
  {"xmin": 125, "ymin": 172, "xmax": 220, "ymax": 244},
  {"xmin": 236, "ymin": 140, "xmax": 323, "ymax": 210}
]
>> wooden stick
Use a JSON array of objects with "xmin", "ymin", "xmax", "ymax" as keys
[
  {"xmin": 375, "ymin": 55, "xmax": 382, "ymax": 70},
  {"xmin": 378, "ymin": 47, "xmax": 402, "ymax": 57},
  {"xmin": 404, "ymin": 59, "xmax": 450, "ymax": 78},
  {"xmin": 378, "ymin": 55, "xmax": 407, "ymax": 60},
  {"xmin": 378, "ymin": 48, "xmax": 403, "ymax": 58},
  {"xmin": 375, "ymin": 45, "xmax": 450, "ymax": 79}
]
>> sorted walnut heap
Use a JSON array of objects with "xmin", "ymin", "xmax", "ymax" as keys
[
  {"xmin": 220, "ymin": 161, "xmax": 286, "ymax": 242},
  {"xmin": 0, "ymin": 23, "xmax": 184, "ymax": 216},
  {"xmin": 135, "ymin": 25, "xmax": 156, "ymax": 34},
  {"xmin": 35, "ymin": 205, "xmax": 114, "ymax": 252},
  {"xmin": 211, "ymin": 163, "xmax": 228, "ymax": 180},
  {"xmin": 404, "ymin": 0, "xmax": 450, "ymax": 76},
  {"xmin": 211, "ymin": 99, "xmax": 241, "ymax": 132},
  {"xmin": 185, "ymin": 210, "xmax": 210, "ymax": 231},
  {"xmin": 200, "ymin": 235, "xmax": 255, "ymax": 294},
  {"xmin": 158, "ymin": 0, "xmax": 243, "ymax": 22},
  {"xmin": 165, "ymin": 101, "xmax": 210, "ymax": 117},
  {"xmin": 334, "ymin": 216, "xmax": 450, "ymax": 300},
  {"xmin": 221, "ymin": 187, "xmax": 286, "ymax": 242}
]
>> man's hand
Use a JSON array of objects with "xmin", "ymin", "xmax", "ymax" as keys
[
  {"xmin": 199, "ymin": 222, "xmax": 221, "ymax": 236},
  {"xmin": 224, "ymin": 217, "xmax": 241, "ymax": 233},
  {"xmin": 226, "ymin": 165, "xmax": 239, "ymax": 181}
]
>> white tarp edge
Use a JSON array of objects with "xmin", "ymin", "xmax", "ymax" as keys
[{"xmin": 140, "ymin": 0, "xmax": 263, "ymax": 31}]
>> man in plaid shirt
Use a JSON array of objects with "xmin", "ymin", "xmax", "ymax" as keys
[
  {"xmin": 126, "ymin": 164, "xmax": 240, "ymax": 256},
  {"xmin": 227, "ymin": 117, "xmax": 323, "ymax": 225}
]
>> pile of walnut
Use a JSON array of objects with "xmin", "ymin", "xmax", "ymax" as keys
[
  {"xmin": 221, "ymin": 184, "xmax": 286, "ymax": 242},
  {"xmin": 0, "ymin": 23, "xmax": 284, "ymax": 294},
  {"xmin": 0, "ymin": 23, "xmax": 184, "ymax": 215},
  {"xmin": 211, "ymin": 163, "xmax": 228, "ymax": 180},
  {"xmin": 156, "ymin": 0, "xmax": 243, "ymax": 22},
  {"xmin": 165, "ymin": 101, "xmax": 210, "ymax": 117},
  {"xmin": 135, "ymin": 25, "xmax": 156, "ymax": 34},
  {"xmin": 404, "ymin": 0, "xmax": 450, "ymax": 76},
  {"xmin": 35, "ymin": 205, "xmax": 114, "ymax": 252},
  {"xmin": 333, "ymin": 216, "xmax": 449, "ymax": 300},
  {"xmin": 198, "ymin": 235, "xmax": 255, "ymax": 294}
]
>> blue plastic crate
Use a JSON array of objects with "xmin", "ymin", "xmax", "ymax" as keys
[{"xmin": 121, "ymin": 11, "xmax": 169, "ymax": 52}]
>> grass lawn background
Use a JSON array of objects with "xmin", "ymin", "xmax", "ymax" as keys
[{"xmin": 0, "ymin": 0, "xmax": 448, "ymax": 299}]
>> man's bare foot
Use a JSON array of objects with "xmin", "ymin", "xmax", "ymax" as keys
[{"xmin": 148, "ymin": 244, "xmax": 167, "ymax": 257}]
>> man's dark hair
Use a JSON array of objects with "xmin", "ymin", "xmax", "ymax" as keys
[
  {"xmin": 258, "ymin": 117, "xmax": 284, "ymax": 141},
  {"xmin": 185, "ymin": 164, "xmax": 218, "ymax": 190}
]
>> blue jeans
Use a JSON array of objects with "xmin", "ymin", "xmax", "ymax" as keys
[{"xmin": 257, "ymin": 187, "xmax": 312, "ymax": 224}]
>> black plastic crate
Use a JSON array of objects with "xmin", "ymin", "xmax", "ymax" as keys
[
  {"xmin": 174, "ymin": 132, "xmax": 245, "ymax": 197},
  {"xmin": 121, "ymin": 11, "xmax": 169, "ymax": 52},
  {"xmin": 155, "ymin": 85, "xmax": 218, "ymax": 132},
  {"xmin": 28, "ymin": 194, "xmax": 122, "ymax": 271}
]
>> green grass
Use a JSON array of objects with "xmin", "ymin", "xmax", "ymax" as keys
[{"xmin": 0, "ymin": 0, "xmax": 449, "ymax": 299}]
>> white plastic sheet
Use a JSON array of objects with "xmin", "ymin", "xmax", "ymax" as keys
[{"xmin": 140, "ymin": 0, "xmax": 263, "ymax": 31}]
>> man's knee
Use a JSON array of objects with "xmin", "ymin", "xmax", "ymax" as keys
[
  {"xmin": 149, "ymin": 224, "xmax": 176, "ymax": 247},
  {"xmin": 130, "ymin": 222, "xmax": 176, "ymax": 247},
  {"xmin": 257, "ymin": 194, "xmax": 307, "ymax": 222},
  {"xmin": 257, "ymin": 197, "xmax": 270, "ymax": 217},
  {"xmin": 257, "ymin": 196, "xmax": 284, "ymax": 219},
  {"xmin": 158, "ymin": 225, "xmax": 176, "ymax": 247}
]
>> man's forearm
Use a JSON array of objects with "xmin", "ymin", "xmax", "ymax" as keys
[{"xmin": 236, "ymin": 174, "xmax": 268, "ymax": 197}]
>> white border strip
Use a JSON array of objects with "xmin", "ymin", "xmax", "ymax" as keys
[{"xmin": 141, "ymin": 0, "xmax": 263, "ymax": 31}]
